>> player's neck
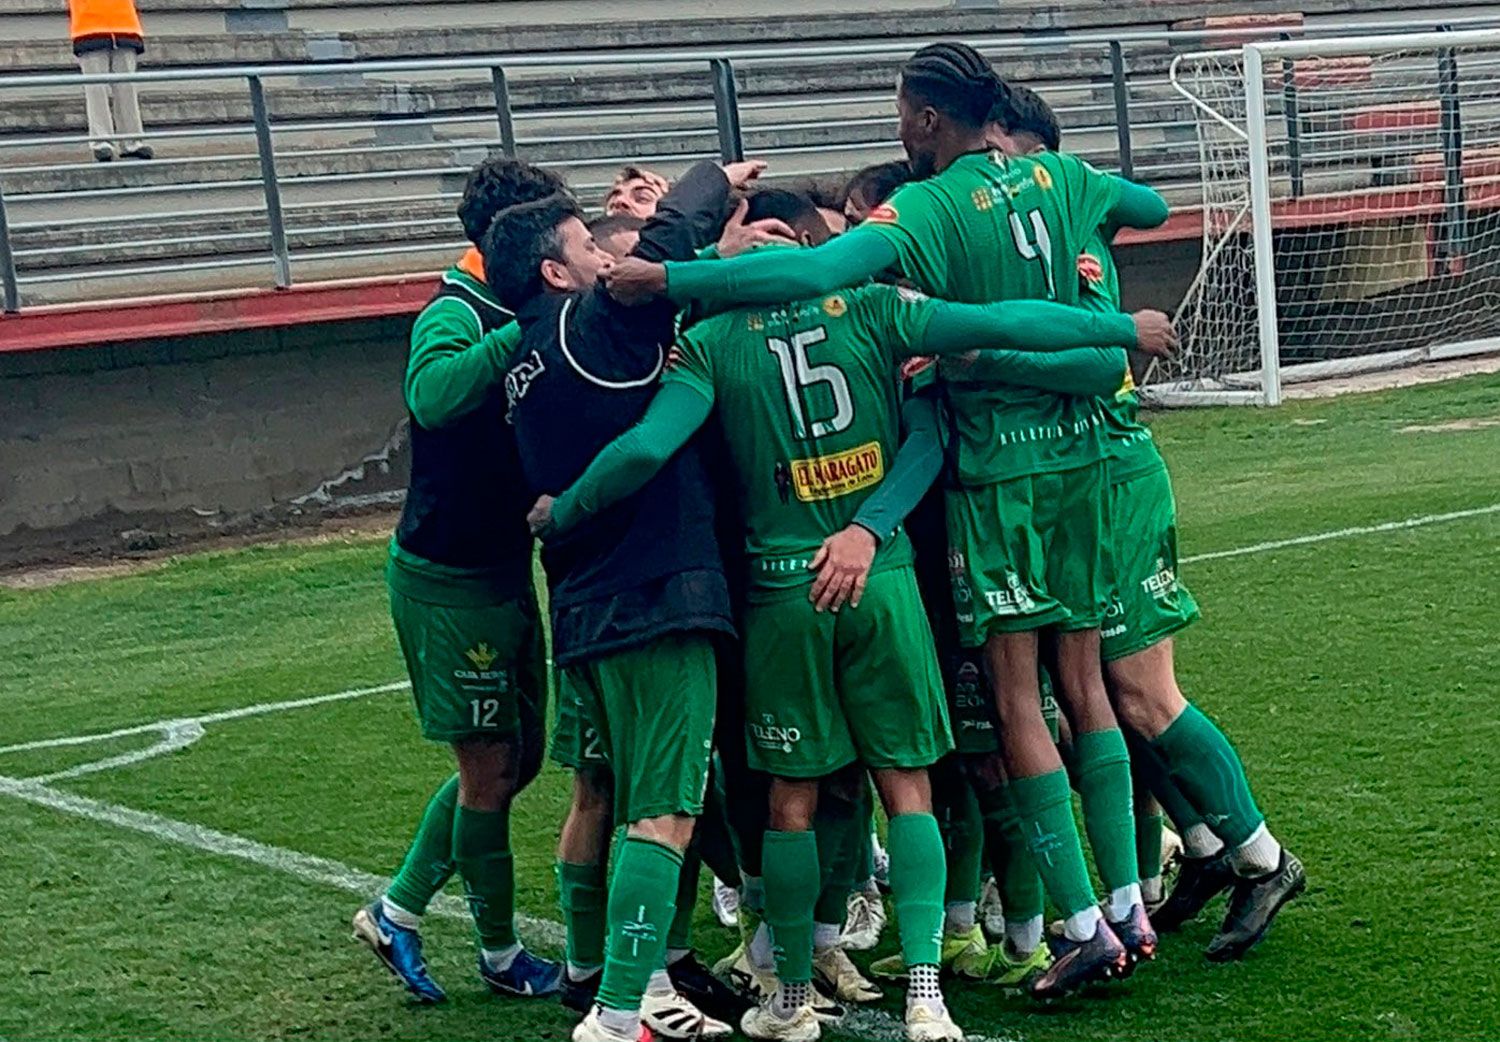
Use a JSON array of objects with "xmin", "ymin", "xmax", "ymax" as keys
[{"xmin": 933, "ymin": 133, "xmax": 993, "ymax": 174}]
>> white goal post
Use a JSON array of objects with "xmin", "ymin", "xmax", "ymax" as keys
[{"xmin": 1154, "ymin": 28, "xmax": 1500, "ymax": 406}]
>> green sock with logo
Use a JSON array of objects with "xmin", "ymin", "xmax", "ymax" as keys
[
  {"xmin": 886, "ymin": 813, "xmax": 947, "ymax": 966},
  {"xmin": 557, "ymin": 857, "xmax": 609, "ymax": 973},
  {"xmin": 1151, "ymin": 704, "xmax": 1265, "ymax": 847},
  {"xmin": 1072, "ymin": 728, "xmax": 1140, "ymax": 894},
  {"xmin": 938, "ymin": 776, "xmax": 985, "ymax": 907},
  {"xmin": 1008, "ymin": 769, "xmax": 1097, "ymax": 917},
  {"xmin": 763, "ymin": 830, "xmax": 820, "ymax": 984},
  {"xmin": 1126, "ymin": 728, "xmax": 1205, "ymax": 833},
  {"xmin": 597, "ymin": 836, "xmax": 682, "ymax": 1011},
  {"xmin": 983, "ymin": 782, "xmax": 1045, "ymax": 926},
  {"xmin": 385, "ymin": 773, "xmax": 457, "ymax": 916},
  {"xmin": 453, "ymin": 804, "xmax": 516, "ymax": 950}
]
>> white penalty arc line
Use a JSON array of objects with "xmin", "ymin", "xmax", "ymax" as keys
[
  {"xmin": 1181, "ymin": 502, "xmax": 1500, "ymax": 565},
  {"xmin": 0, "ymin": 773, "xmax": 1008, "ymax": 1042}
]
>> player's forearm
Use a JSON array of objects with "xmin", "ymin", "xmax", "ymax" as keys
[
  {"xmin": 1109, "ymin": 178, "xmax": 1170, "ymax": 230},
  {"xmin": 852, "ymin": 395, "xmax": 942, "ymax": 543},
  {"xmin": 957, "ymin": 346, "xmax": 1130, "ymax": 397},
  {"xmin": 918, "ymin": 299, "xmax": 1137, "ymax": 357},
  {"xmin": 663, "ymin": 229, "xmax": 897, "ymax": 308},
  {"xmin": 548, "ymin": 383, "xmax": 713, "ymax": 536},
  {"xmin": 633, "ymin": 161, "xmax": 732, "ymax": 264},
  {"xmin": 404, "ymin": 320, "xmax": 522, "ymax": 428}
]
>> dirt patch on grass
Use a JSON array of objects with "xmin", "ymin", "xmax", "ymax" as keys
[
  {"xmin": 1284, "ymin": 353, "xmax": 1500, "ymax": 399},
  {"xmin": 1398, "ymin": 417, "xmax": 1500, "ymax": 433}
]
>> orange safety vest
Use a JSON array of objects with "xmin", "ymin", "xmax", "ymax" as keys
[{"xmin": 69, "ymin": 0, "xmax": 144, "ymax": 41}]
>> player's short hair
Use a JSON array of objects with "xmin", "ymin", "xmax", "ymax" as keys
[
  {"xmin": 587, "ymin": 213, "xmax": 647, "ymax": 240},
  {"xmin": 456, "ymin": 156, "xmax": 568, "ymax": 246},
  {"xmin": 900, "ymin": 41, "xmax": 1009, "ymax": 129},
  {"xmin": 481, "ymin": 194, "xmax": 582, "ymax": 312},
  {"xmin": 990, "ymin": 82, "xmax": 1062, "ymax": 152},
  {"xmin": 842, "ymin": 159, "xmax": 914, "ymax": 210},
  {"xmin": 745, "ymin": 188, "xmax": 827, "ymax": 238},
  {"xmin": 777, "ymin": 175, "xmax": 844, "ymax": 212}
]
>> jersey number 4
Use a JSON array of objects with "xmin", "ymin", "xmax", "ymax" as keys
[
  {"xmin": 765, "ymin": 327, "xmax": 854, "ymax": 438},
  {"xmin": 1008, "ymin": 208, "xmax": 1056, "ymax": 300}
]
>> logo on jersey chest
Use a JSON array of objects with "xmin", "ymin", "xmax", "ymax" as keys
[{"xmin": 788, "ymin": 441, "xmax": 884, "ymax": 502}]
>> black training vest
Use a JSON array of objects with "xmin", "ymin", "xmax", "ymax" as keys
[{"xmin": 394, "ymin": 274, "xmax": 532, "ymax": 570}]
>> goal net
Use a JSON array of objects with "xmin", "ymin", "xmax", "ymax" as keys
[{"xmin": 1155, "ymin": 29, "xmax": 1500, "ymax": 405}]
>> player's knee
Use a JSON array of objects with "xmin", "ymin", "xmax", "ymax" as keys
[
  {"xmin": 571, "ymin": 767, "xmax": 614, "ymax": 816},
  {"xmin": 768, "ymin": 777, "xmax": 819, "ymax": 831},
  {"xmin": 628, "ymin": 812, "xmax": 696, "ymax": 852},
  {"xmin": 873, "ymin": 766, "xmax": 932, "ymax": 817},
  {"xmin": 453, "ymin": 736, "xmax": 521, "ymax": 809}
]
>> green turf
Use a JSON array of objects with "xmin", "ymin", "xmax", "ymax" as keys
[{"xmin": 2, "ymin": 373, "xmax": 1498, "ymax": 1042}]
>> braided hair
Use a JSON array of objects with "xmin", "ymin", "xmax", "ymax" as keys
[{"xmin": 899, "ymin": 41, "xmax": 1009, "ymax": 129}]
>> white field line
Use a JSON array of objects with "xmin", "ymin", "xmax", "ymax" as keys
[
  {"xmin": 0, "ymin": 501, "xmax": 1491, "ymax": 1042},
  {"xmin": 1181, "ymin": 503, "xmax": 1500, "ymax": 564},
  {"xmin": 0, "ymin": 772, "xmax": 564, "ymax": 948},
  {"xmin": 0, "ymin": 680, "xmax": 410, "ymax": 756}
]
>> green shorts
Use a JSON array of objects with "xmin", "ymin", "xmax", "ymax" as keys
[
  {"xmin": 559, "ymin": 632, "xmax": 716, "ymax": 825},
  {"xmin": 946, "ymin": 650, "xmax": 1060, "ymax": 755},
  {"xmin": 389, "ymin": 587, "xmax": 548, "ymax": 744},
  {"xmin": 946, "ymin": 460, "xmax": 1110, "ymax": 645},
  {"xmin": 551, "ymin": 675, "xmax": 608, "ymax": 771},
  {"xmin": 742, "ymin": 566, "xmax": 953, "ymax": 778},
  {"xmin": 1101, "ymin": 466, "xmax": 1201, "ymax": 662}
]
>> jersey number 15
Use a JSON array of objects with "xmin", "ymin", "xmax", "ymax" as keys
[{"xmin": 765, "ymin": 327, "xmax": 854, "ymax": 439}]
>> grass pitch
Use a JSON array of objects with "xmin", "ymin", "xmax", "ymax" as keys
[{"xmin": 3, "ymin": 373, "xmax": 1498, "ymax": 1042}]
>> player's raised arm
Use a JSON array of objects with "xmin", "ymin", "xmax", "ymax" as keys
[
  {"xmin": 888, "ymin": 291, "xmax": 1178, "ymax": 359},
  {"xmin": 1108, "ymin": 176, "xmax": 1170, "ymax": 231},
  {"xmin": 604, "ymin": 224, "xmax": 899, "ymax": 308},
  {"xmin": 404, "ymin": 308, "xmax": 523, "ymax": 429},
  {"xmin": 952, "ymin": 346, "xmax": 1132, "ymax": 398},
  {"xmin": 531, "ymin": 382, "xmax": 714, "ymax": 538}
]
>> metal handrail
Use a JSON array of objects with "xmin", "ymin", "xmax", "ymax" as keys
[{"xmin": 4, "ymin": 12, "xmax": 1500, "ymax": 313}]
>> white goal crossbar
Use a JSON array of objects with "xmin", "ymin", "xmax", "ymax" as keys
[{"xmin": 1156, "ymin": 28, "xmax": 1500, "ymax": 405}]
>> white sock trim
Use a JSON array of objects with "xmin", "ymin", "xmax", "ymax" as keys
[
  {"xmin": 943, "ymin": 900, "xmax": 977, "ymax": 935},
  {"xmin": 1230, "ymin": 822, "xmax": 1282, "ymax": 877},
  {"xmin": 1183, "ymin": 822, "xmax": 1226, "ymax": 859},
  {"xmin": 1004, "ymin": 915, "xmax": 1044, "ymax": 956},
  {"xmin": 1063, "ymin": 904, "xmax": 1104, "ymax": 943},
  {"xmin": 813, "ymin": 922, "xmax": 842, "ymax": 951},
  {"xmin": 380, "ymin": 895, "xmax": 422, "ymax": 929},
  {"xmin": 1107, "ymin": 883, "xmax": 1143, "ymax": 923},
  {"xmin": 481, "ymin": 942, "xmax": 523, "ymax": 973}
]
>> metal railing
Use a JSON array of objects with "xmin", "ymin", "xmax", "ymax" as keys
[{"xmin": 3, "ymin": 12, "xmax": 1499, "ymax": 314}]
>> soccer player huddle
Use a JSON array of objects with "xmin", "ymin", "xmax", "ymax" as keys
[{"xmin": 352, "ymin": 41, "xmax": 1306, "ymax": 1042}]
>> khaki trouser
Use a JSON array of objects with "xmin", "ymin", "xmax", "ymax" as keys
[{"xmin": 77, "ymin": 46, "xmax": 145, "ymax": 153}]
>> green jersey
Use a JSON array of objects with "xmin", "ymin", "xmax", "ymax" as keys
[
  {"xmin": 667, "ymin": 281, "xmax": 935, "ymax": 594},
  {"xmin": 1078, "ymin": 240, "xmax": 1165, "ymax": 484},
  {"xmin": 863, "ymin": 150, "xmax": 1125, "ymax": 484}
]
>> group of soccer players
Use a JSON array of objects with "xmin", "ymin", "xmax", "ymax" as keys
[{"xmin": 351, "ymin": 40, "xmax": 1306, "ymax": 1042}]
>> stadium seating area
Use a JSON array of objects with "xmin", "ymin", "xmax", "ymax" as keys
[{"xmin": 1, "ymin": 0, "xmax": 1496, "ymax": 309}]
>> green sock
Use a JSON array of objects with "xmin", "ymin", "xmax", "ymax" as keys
[
  {"xmin": 1151, "ymin": 704, "xmax": 1265, "ymax": 847},
  {"xmin": 886, "ymin": 813, "xmax": 946, "ymax": 966},
  {"xmin": 557, "ymin": 858, "xmax": 609, "ymax": 971},
  {"xmin": 937, "ymin": 775, "xmax": 984, "ymax": 905},
  {"xmin": 763, "ymin": 830, "xmax": 820, "ymax": 984},
  {"xmin": 1009, "ymin": 769, "xmax": 1097, "ymax": 917},
  {"xmin": 812, "ymin": 799, "xmax": 861, "ymax": 925},
  {"xmin": 385, "ymin": 773, "xmax": 458, "ymax": 916},
  {"xmin": 1136, "ymin": 812, "xmax": 1165, "ymax": 881},
  {"xmin": 1072, "ymin": 728, "xmax": 1139, "ymax": 893},
  {"xmin": 597, "ymin": 837, "xmax": 682, "ymax": 1011},
  {"xmin": 668, "ymin": 848, "xmax": 701, "ymax": 952},
  {"xmin": 983, "ymin": 783, "xmax": 1044, "ymax": 924},
  {"xmin": 1126, "ymin": 729, "xmax": 1204, "ymax": 832},
  {"xmin": 453, "ymin": 804, "xmax": 516, "ymax": 950}
]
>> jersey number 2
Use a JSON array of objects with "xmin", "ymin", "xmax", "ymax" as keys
[
  {"xmin": 1008, "ymin": 209, "xmax": 1056, "ymax": 299},
  {"xmin": 765, "ymin": 327, "xmax": 854, "ymax": 438}
]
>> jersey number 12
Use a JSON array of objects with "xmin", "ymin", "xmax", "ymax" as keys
[
  {"xmin": 766, "ymin": 327, "xmax": 854, "ymax": 438},
  {"xmin": 1008, "ymin": 209, "xmax": 1056, "ymax": 300}
]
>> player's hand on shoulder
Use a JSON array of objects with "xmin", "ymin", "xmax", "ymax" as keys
[
  {"xmin": 1130, "ymin": 309, "xmax": 1180, "ymax": 357},
  {"xmin": 527, "ymin": 495, "xmax": 555, "ymax": 537},
  {"xmin": 808, "ymin": 524, "xmax": 878, "ymax": 613},
  {"xmin": 720, "ymin": 159, "xmax": 768, "ymax": 190},
  {"xmin": 717, "ymin": 197, "xmax": 797, "ymax": 258},
  {"xmin": 603, "ymin": 257, "xmax": 668, "ymax": 305}
]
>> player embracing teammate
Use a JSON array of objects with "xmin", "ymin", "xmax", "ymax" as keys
[{"xmin": 352, "ymin": 37, "xmax": 1305, "ymax": 1042}]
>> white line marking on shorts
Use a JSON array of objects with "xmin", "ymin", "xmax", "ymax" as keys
[{"xmin": 1182, "ymin": 503, "xmax": 1500, "ymax": 564}]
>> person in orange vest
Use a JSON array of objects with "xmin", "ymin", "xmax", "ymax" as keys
[{"xmin": 69, "ymin": 0, "xmax": 152, "ymax": 162}]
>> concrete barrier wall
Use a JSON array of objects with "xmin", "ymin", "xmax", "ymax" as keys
[
  {"xmin": 0, "ymin": 315, "xmax": 413, "ymax": 566},
  {"xmin": 0, "ymin": 237, "xmax": 1200, "ymax": 568}
]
